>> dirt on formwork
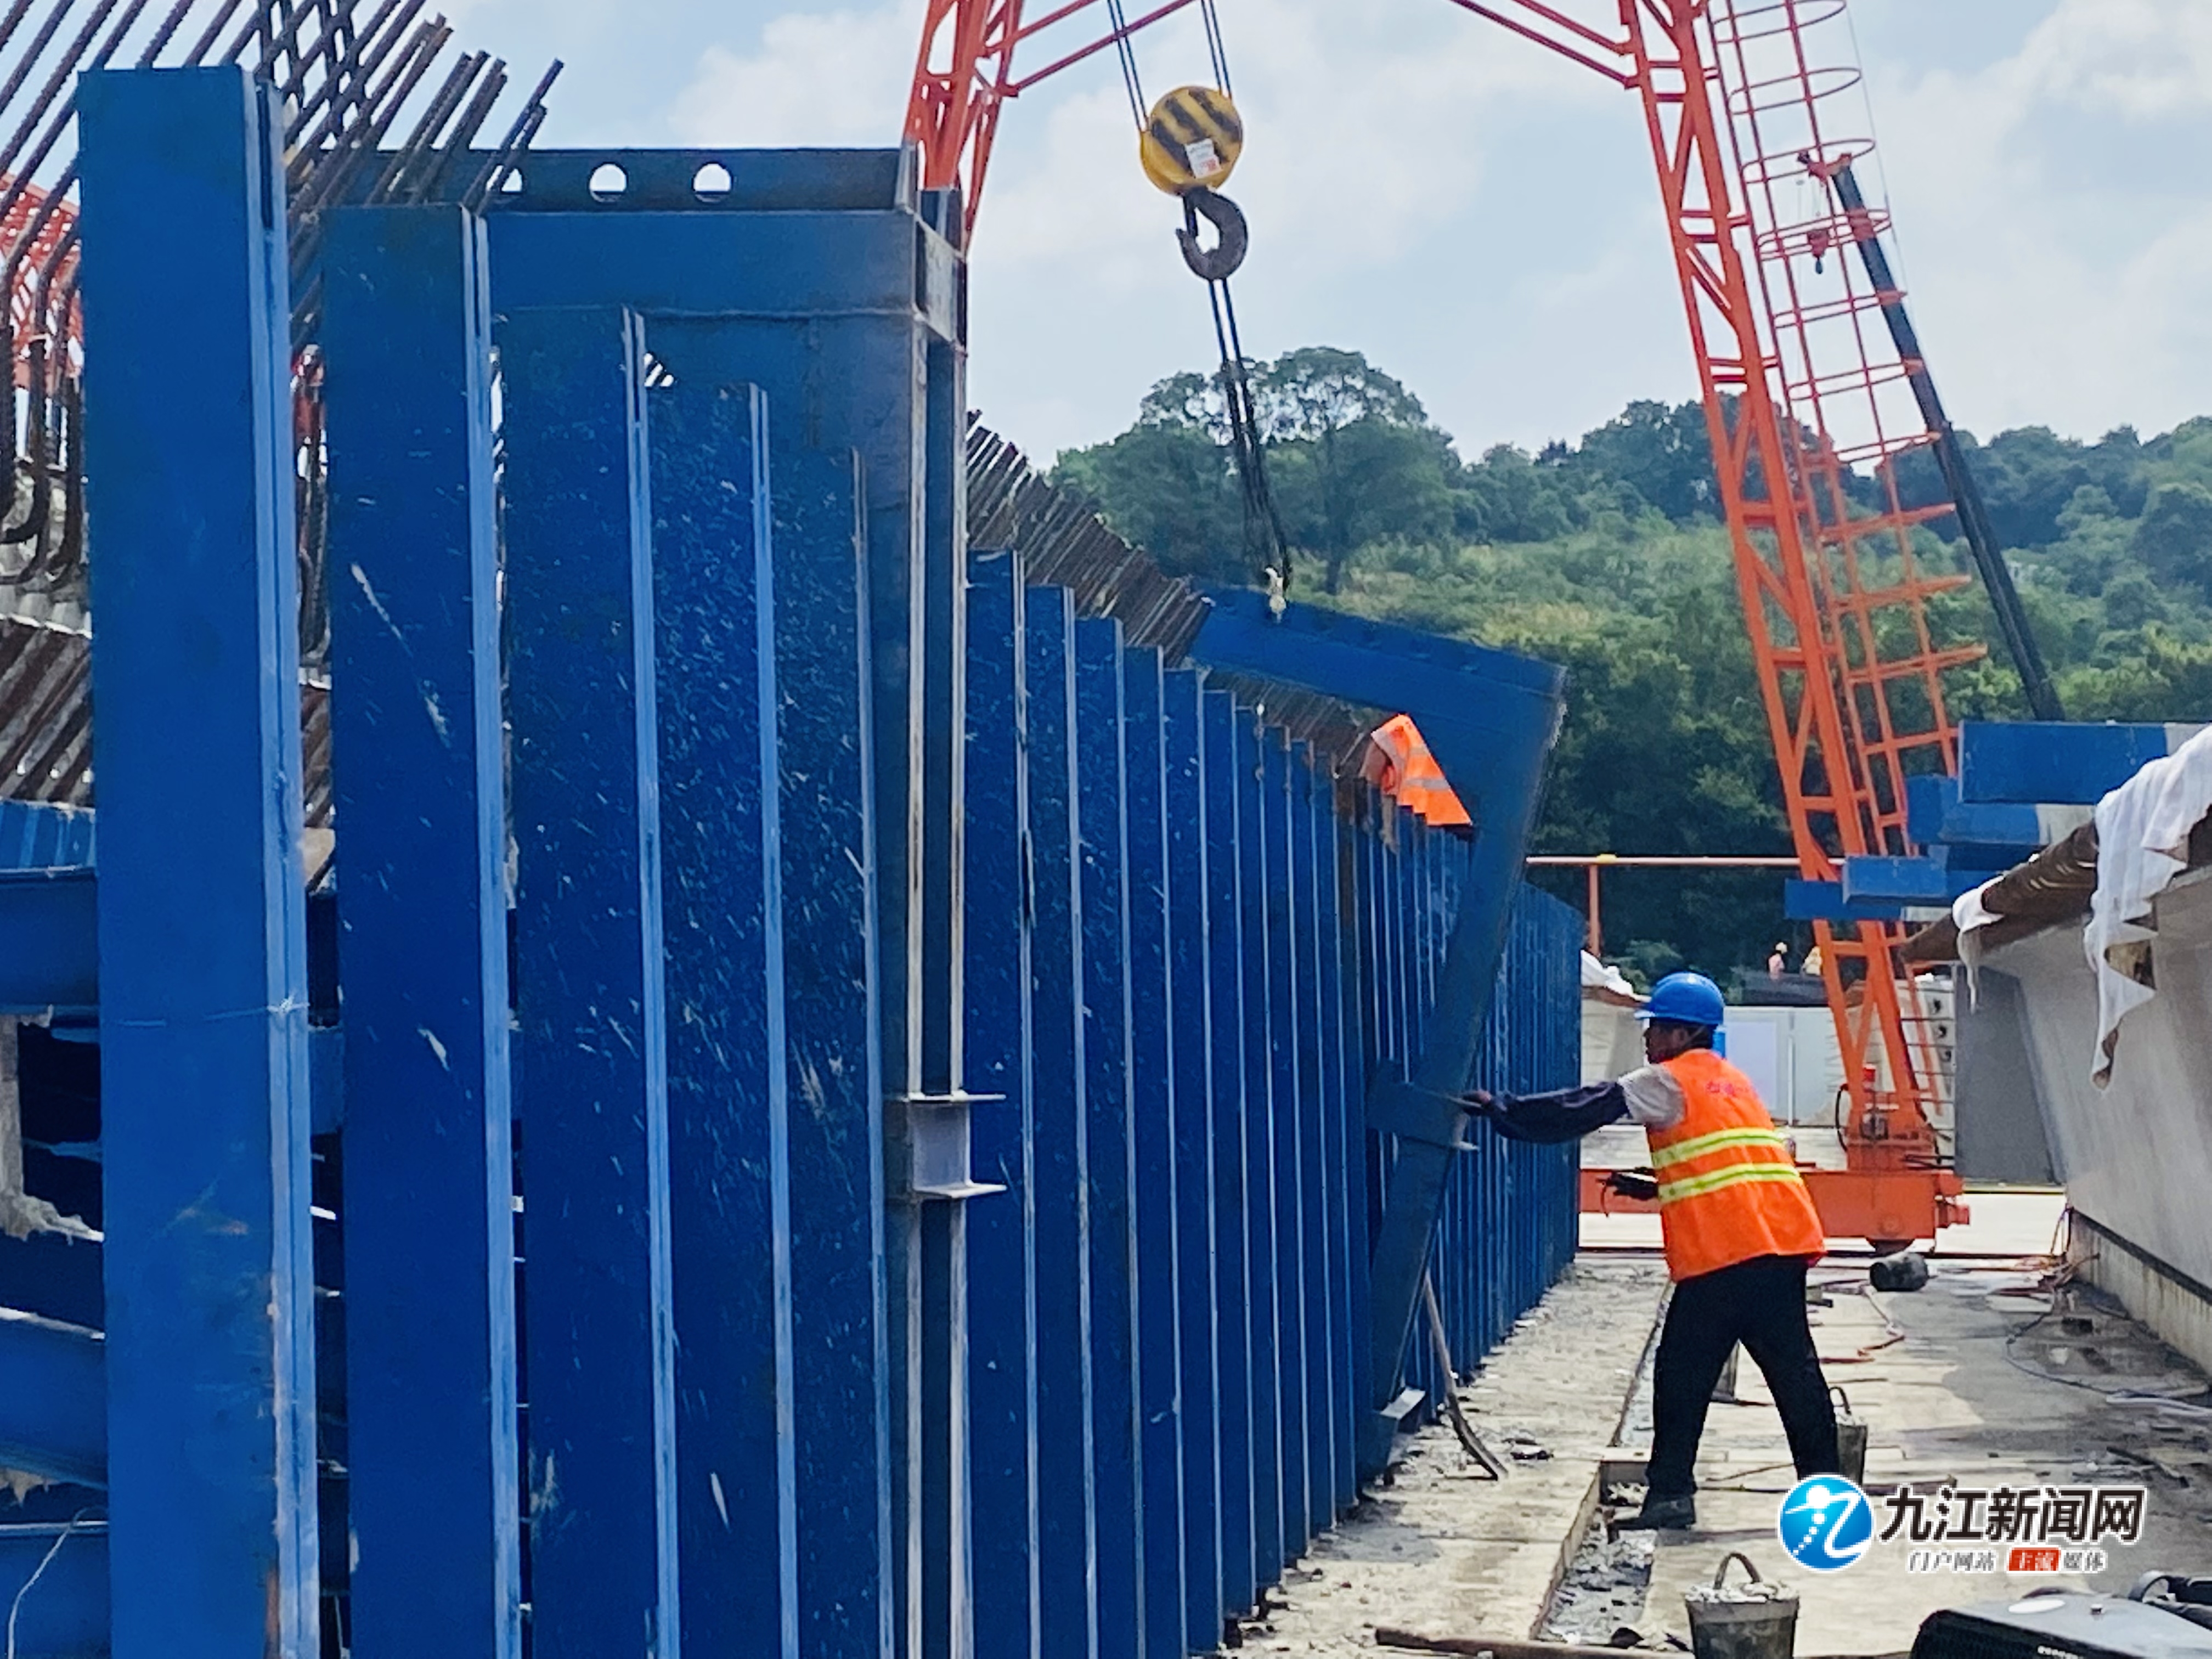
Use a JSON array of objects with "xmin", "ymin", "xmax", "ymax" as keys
[{"xmin": 1242, "ymin": 1257, "xmax": 1668, "ymax": 1656}]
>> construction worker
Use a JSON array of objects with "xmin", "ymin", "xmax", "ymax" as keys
[{"xmin": 1466, "ymin": 970, "xmax": 1841, "ymax": 1531}]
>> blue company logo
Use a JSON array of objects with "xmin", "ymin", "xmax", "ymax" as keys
[{"xmin": 1777, "ymin": 1475, "xmax": 1875, "ymax": 1572}]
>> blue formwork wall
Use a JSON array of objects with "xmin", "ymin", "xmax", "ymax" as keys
[
  {"xmin": 0, "ymin": 66, "xmax": 1582, "ymax": 1659},
  {"xmin": 960, "ymin": 567, "xmax": 1584, "ymax": 1657}
]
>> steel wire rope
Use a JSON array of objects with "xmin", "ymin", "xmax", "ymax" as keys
[
  {"xmin": 1205, "ymin": 269, "xmax": 1291, "ymax": 593},
  {"xmin": 1098, "ymin": 0, "xmax": 1289, "ymax": 594},
  {"xmin": 4, "ymin": 1508, "xmax": 100, "ymax": 1659},
  {"xmin": 1198, "ymin": 0, "xmax": 1229, "ymax": 95},
  {"xmin": 1103, "ymin": 0, "xmax": 1146, "ymax": 131}
]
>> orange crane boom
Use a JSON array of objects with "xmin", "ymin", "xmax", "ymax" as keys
[{"xmin": 907, "ymin": 0, "xmax": 1971, "ymax": 1246}]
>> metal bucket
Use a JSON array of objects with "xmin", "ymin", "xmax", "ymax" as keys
[
  {"xmin": 1685, "ymin": 1552, "xmax": 1799, "ymax": 1659},
  {"xmin": 1832, "ymin": 1385, "xmax": 1867, "ymax": 1486}
]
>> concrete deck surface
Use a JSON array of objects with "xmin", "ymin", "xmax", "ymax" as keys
[
  {"xmin": 1641, "ymin": 1255, "xmax": 2212, "ymax": 1654},
  {"xmin": 1251, "ymin": 1240, "xmax": 2212, "ymax": 1658},
  {"xmin": 1251, "ymin": 1258, "xmax": 1669, "ymax": 1654}
]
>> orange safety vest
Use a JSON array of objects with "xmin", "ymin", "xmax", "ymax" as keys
[
  {"xmin": 1369, "ymin": 714, "xmax": 1471, "ymax": 828},
  {"xmin": 1645, "ymin": 1049, "xmax": 1826, "ymax": 1282}
]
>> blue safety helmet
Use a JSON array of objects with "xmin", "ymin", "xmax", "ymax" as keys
[{"xmin": 1639, "ymin": 970, "xmax": 1726, "ymax": 1029}]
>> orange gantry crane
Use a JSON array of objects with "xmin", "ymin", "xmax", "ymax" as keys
[{"xmin": 911, "ymin": 0, "xmax": 1974, "ymax": 1248}]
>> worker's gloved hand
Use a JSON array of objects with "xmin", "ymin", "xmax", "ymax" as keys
[
  {"xmin": 1463, "ymin": 1090, "xmax": 1499, "ymax": 1116},
  {"xmin": 1604, "ymin": 1168, "xmax": 1660, "ymax": 1203}
]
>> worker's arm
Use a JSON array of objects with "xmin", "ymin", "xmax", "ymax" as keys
[
  {"xmin": 1467, "ymin": 1064, "xmax": 1685, "ymax": 1144},
  {"xmin": 1465, "ymin": 1082, "xmax": 1629, "ymax": 1143}
]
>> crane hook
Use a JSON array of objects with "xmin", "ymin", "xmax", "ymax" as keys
[{"xmin": 1178, "ymin": 187, "xmax": 1248, "ymax": 283}]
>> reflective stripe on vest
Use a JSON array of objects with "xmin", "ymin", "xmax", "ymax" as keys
[{"xmin": 1643, "ymin": 1049, "xmax": 1826, "ymax": 1280}]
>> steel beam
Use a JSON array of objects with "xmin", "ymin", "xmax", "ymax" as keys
[
  {"xmin": 0, "ymin": 1232, "xmax": 101, "ymax": 1331},
  {"xmin": 499, "ymin": 306, "xmax": 680, "ymax": 1658},
  {"xmin": 0, "ymin": 869, "xmax": 95, "ymax": 1014},
  {"xmin": 0, "ymin": 1308, "xmax": 103, "ymax": 1487},
  {"xmin": 1958, "ymin": 720, "xmax": 2196, "ymax": 805},
  {"xmin": 322, "ymin": 202, "xmax": 521, "ymax": 1659},
  {"xmin": 78, "ymin": 65, "xmax": 321, "ymax": 1658}
]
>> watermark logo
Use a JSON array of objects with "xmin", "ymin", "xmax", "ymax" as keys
[
  {"xmin": 1777, "ymin": 1475, "xmax": 1875, "ymax": 1572},
  {"xmin": 1883, "ymin": 1483, "xmax": 2144, "ymax": 1573}
]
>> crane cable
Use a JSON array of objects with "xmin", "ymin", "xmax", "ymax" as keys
[
  {"xmin": 1104, "ymin": 5, "xmax": 1291, "ymax": 599},
  {"xmin": 1104, "ymin": 0, "xmax": 1148, "ymax": 129}
]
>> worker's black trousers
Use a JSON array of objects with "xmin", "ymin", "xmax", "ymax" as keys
[{"xmin": 1646, "ymin": 1253, "xmax": 1840, "ymax": 1499}]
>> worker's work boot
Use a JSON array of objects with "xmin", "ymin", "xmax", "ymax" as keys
[{"xmin": 1616, "ymin": 1494, "xmax": 1696, "ymax": 1532}]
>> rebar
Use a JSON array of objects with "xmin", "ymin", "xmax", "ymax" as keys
[{"xmin": 0, "ymin": 0, "xmax": 557, "ymax": 659}]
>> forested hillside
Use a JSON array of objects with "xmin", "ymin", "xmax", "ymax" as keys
[{"xmin": 1051, "ymin": 348, "xmax": 2212, "ymax": 982}]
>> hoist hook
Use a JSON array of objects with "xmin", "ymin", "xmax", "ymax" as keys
[{"xmin": 1178, "ymin": 187, "xmax": 1248, "ymax": 283}]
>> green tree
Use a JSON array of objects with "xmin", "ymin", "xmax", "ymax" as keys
[
  {"xmin": 1046, "ymin": 358, "xmax": 2212, "ymax": 975},
  {"xmin": 1252, "ymin": 347, "xmax": 1458, "ymax": 594},
  {"xmin": 1053, "ymin": 419, "xmax": 1244, "ymax": 581},
  {"xmin": 2132, "ymin": 481, "xmax": 2212, "ymax": 596},
  {"xmin": 1556, "ymin": 398, "xmax": 1718, "ymax": 522}
]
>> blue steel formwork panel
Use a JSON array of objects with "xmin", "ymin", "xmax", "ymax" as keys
[
  {"xmin": 499, "ymin": 168, "xmax": 979, "ymax": 1656},
  {"xmin": 1073, "ymin": 616, "xmax": 1143, "ymax": 1659},
  {"xmin": 498, "ymin": 305, "xmax": 681, "ymax": 1659},
  {"xmin": 1121, "ymin": 647, "xmax": 1189, "ymax": 1659},
  {"xmin": 1335, "ymin": 802, "xmax": 1379, "ymax": 1509},
  {"xmin": 1290, "ymin": 748, "xmax": 1336, "ymax": 1536},
  {"xmin": 1023, "ymin": 589, "xmax": 1097, "ymax": 1659},
  {"xmin": 78, "ymin": 66, "xmax": 321, "ymax": 1657},
  {"xmin": 1312, "ymin": 766, "xmax": 1362, "ymax": 1516},
  {"xmin": 44, "ymin": 115, "xmax": 1604, "ymax": 1656},
  {"xmin": 1201, "ymin": 689, "xmax": 1256, "ymax": 1626},
  {"xmin": 1164, "ymin": 670, "xmax": 1222, "ymax": 1654},
  {"xmin": 771, "ymin": 442, "xmax": 895, "ymax": 1658},
  {"xmin": 966, "ymin": 550, "xmax": 1039, "ymax": 1659},
  {"xmin": 321, "ymin": 204, "xmax": 521, "ymax": 1659},
  {"xmin": 1234, "ymin": 707, "xmax": 1284, "ymax": 1585},
  {"xmin": 1260, "ymin": 732, "xmax": 1309, "ymax": 1558},
  {"xmin": 647, "ymin": 381, "xmax": 798, "ymax": 1658}
]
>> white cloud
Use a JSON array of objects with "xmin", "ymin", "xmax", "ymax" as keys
[
  {"xmin": 2015, "ymin": 0, "xmax": 2212, "ymax": 119},
  {"xmin": 670, "ymin": 2, "xmax": 921, "ymax": 148},
  {"xmin": 1856, "ymin": 0, "xmax": 2212, "ymax": 443},
  {"xmin": 650, "ymin": 0, "xmax": 2209, "ymax": 461}
]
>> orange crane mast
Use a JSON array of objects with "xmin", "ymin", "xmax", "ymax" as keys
[{"xmin": 905, "ymin": 0, "xmax": 1970, "ymax": 1248}]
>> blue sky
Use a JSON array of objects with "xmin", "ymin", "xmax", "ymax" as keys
[{"xmin": 448, "ymin": 0, "xmax": 2212, "ymax": 466}]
